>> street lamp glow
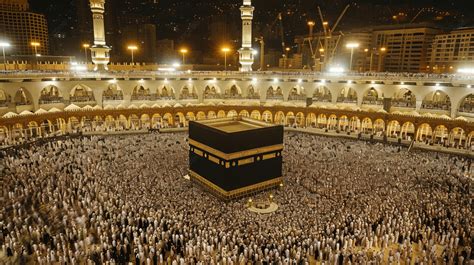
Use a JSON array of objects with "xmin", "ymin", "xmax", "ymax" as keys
[
  {"xmin": 0, "ymin": 42, "xmax": 11, "ymax": 47},
  {"xmin": 380, "ymin": 47, "xmax": 387, "ymax": 52},
  {"xmin": 252, "ymin": 50, "xmax": 258, "ymax": 55},
  {"xmin": 180, "ymin": 48, "xmax": 188, "ymax": 64},
  {"xmin": 221, "ymin": 47, "xmax": 231, "ymax": 71},
  {"xmin": 252, "ymin": 78, "xmax": 257, "ymax": 82},
  {"xmin": 82, "ymin": 43, "xmax": 90, "ymax": 48},
  {"xmin": 346, "ymin": 42, "xmax": 360, "ymax": 49},
  {"xmin": 31, "ymin": 42, "xmax": 40, "ymax": 57},
  {"xmin": 127, "ymin": 45, "xmax": 138, "ymax": 64},
  {"xmin": 307, "ymin": 21, "xmax": 315, "ymax": 26},
  {"xmin": 346, "ymin": 42, "xmax": 360, "ymax": 71},
  {"xmin": 273, "ymin": 78, "xmax": 279, "ymax": 83}
]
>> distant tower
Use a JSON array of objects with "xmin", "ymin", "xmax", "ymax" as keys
[
  {"xmin": 89, "ymin": 0, "xmax": 110, "ymax": 71},
  {"xmin": 238, "ymin": 0, "xmax": 255, "ymax": 72}
]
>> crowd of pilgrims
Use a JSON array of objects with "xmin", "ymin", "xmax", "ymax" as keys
[{"xmin": 1, "ymin": 132, "xmax": 472, "ymax": 264}]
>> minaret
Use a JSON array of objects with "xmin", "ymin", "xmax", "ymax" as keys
[
  {"xmin": 89, "ymin": 0, "xmax": 111, "ymax": 71},
  {"xmin": 238, "ymin": 0, "xmax": 255, "ymax": 72}
]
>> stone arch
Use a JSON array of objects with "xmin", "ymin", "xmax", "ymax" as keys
[
  {"xmin": 224, "ymin": 85, "xmax": 242, "ymax": 99},
  {"xmin": 103, "ymin": 84, "xmax": 124, "ymax": 101},
  {"xmin": 180, "ymin": 85, "xmax": 198, "ymax": 100},
  {"xmin": 274, "ymin": 111, "xmax": 285, "ymax": 124},
  {"xmin": 204, "ymin": 85, "xmax": 222, "ymax": 99},
  {"xmin": 227, "ymin": 110, "xmax": 238, "ymax": 118},
  {"xmin": 317, "ymin": 114, "xmax": 327, "ymax": 129},
  {"xmin": 286, "ymin": 111, "xmax": 295, "ymax": 126},
  {"xmin": 432, "ymin": 125, "xmax": 449, "ymax": 144},
  {"xmin": 246, "ymin": 85, "xmax": 259, "ymax": 99},
  {"xmin": 140, "ymin": 114, "xmax": 151, "ymax": 129},
  {"xmin": 14, "ymin": 87, "xmax": 32, "ymax": 106},
  {"xmin": 196, "ymin": 111, "xmax": 206, "ymax": 120},
  {"xmin": 185, "ymin": 112, "xmax": 196, "ymax": 122},
  {"xmin": 458, "ymin": 93, "xmax": 474, "ymax": 114},
  {"xmin": 267, "ymin": 86, "xmax": 283, "ymax": 100},
  {"xmin": 422, "ymin": 90, "xmax": 451, "ymax": 111},
  {"xmin": 327, "ymin": 114, "xmax": 338, "ymax": 130},
  {"xmin": 262, "ymin": 110, "xmax": 273, "ymax": 122},
  {"xmin": 70, "ymin": 84, "xmax": 95, "ymax": 103},
  {"xmin": 128, "ymin": 114, "xmax": 141, "ymax": 129},
  {"xmin": 313, "ymin": 86, "xmax": 332, "ymax": 102},
  {"xmin": 288, "ymin": 86, "xmax": 306, "ymax": 101},
  {"xmin": 175, "ymin": 112, "xmax": 186, "ymax": 127},
  {"xmin": 217, "ymin": 110, "xmax": 226, "ymax": 118},
  {"xmin": 0, "ymin": 88, "xmax": 11, "ymax": 107},
  {"xmin": 401, "ymin": 121, "xmax": 415, "ymax": 140},
  {"xmin": 393, "ymin": 88, "xmax": 416, "ymax": 108},
  {"xmin": 295, "ymin": 112, "xmax": 305, "ymax": 127},
  {"xmin": 350, "ymin": 116, "xmax": 361, "ymax": 132},
  {"xmin": 239, "ymin": 110, "xmax": 249, "ymax": 117},
  {"xmin": 306, "ymin": 113, "xmax": 317, "ymax": 127},
  {"xmin": 39, "ymin": 85, "xmax": 63, "ymax": 104},
  {"xmin": 131, "ymin": 85, "xmax": 151, "ymax": 101},
  {"xmin": 251, "ymin": 110, "xmax": 262, "ymax": 120},
  {"xmin": 362, "ymin": 88, "xmax": 383, "ymax": 105},
  {"xmin": 158, "ymin": 85, "xmax": 175, "ymax": 99},
  {"xmin": 208, "ymin": 111, "xmax": 217, "ymax": 119},
  {"xmin": 162, "ymin": 113, "xmax": 174, "ymax": 127},
  {"xmin": 338, "ymin": 115, "xmax": 349, "ymax": 131},
  {"xmin": 416, "ymin": 123, "xmax": 432, "ymax": 142},
  {"xmin": 449, "ymin": 127, "xmax": 466, "ymax": 148},
  {"xmin": 361, "ymin": 117, "xmax": 373, "ymax": 133},
  {"xmin": 336, "ymin": 87, "xmax": 357, "ymax": 103},
  {"xmin": 151, "ymin": 114, "xmax": 162, "ymax": 128},
  {"xmin": 373, "ymin": 119, "xmax": 385, "ymax": 134},
  {"xmin": 386, "ymin": 120, "xmax": 401, "ymax": 138}
]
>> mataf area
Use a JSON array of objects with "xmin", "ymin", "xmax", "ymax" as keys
[{"xmin": 1, "ymin": 132, "xmax": 472, "ymax": 264}]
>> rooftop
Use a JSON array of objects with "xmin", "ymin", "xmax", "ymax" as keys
[{"xmin": 195, "ymin": 117, "xmax": 273, "ymax": 133}]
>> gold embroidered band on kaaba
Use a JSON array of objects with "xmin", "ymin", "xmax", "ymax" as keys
[
  {"xmin": 189, "ymin": 170, "xmax": 283, "ymax": 197},
  {"xmin": 189, "ymin": 138, "xmax": 283, "ymax": 161}
]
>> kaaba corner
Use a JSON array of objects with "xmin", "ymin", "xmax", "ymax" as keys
[{"xmin": 188, "ymin": 117, "xmax": 284, "ymax": 200}]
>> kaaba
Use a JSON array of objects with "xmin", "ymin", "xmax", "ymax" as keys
[{"xmin": 188, "ymin": 117, "xmax": 284, "ymax": 200}]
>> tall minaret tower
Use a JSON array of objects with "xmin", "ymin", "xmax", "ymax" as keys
[
  {"xmin": 89, "ymin": 0, "xmax": 111, "ymax": 71},
  {"xmin": 238, "ymin": 0, "xmax": 255, "ymax": 72}
]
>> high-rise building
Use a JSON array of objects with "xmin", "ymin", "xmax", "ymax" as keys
[
  {"xmin": 0, "ymin": 0, "xmax": 49, "ymax": 55},
  {"xmin": 428, "ymin": 27, "xmax": 474, "ymax": 73},
  {"xmin": 372, "ymin": 25, "xmax": 440, "ymax": 72}
]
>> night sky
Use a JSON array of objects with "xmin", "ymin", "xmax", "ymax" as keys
[{"xmin": 28, "ymin": 0, "xmax": 473, "ymax": 57}]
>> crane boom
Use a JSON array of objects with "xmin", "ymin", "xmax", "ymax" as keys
[
  {"xmin": 331, "ymin": 5, "xmax": 350, "ymax": 33},
  {"xmin": 410, "ymin": 8, "xmax": 424, "ymax": 24},
  {"xmin": 317, "ymin": 6, "xmax": 327, "ymax": 36}
]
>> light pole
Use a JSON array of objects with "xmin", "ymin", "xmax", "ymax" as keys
[
  {"xmin": 307, "ymin": 21, "xmax": 315, "ymax": 38},
  {"xmin": 284, "ymin": 47, "xmax": 290, "ymax": 69},
  {"xmin": 0, "ymin": 42, "xmax": 10, "ymax": 71},
  {"xmin": 221, "ymin": 47, "xmax": 230, "ymax": 71},
  {"xmin": 83, "ymin": 43, "xmax": 90, "ymax": 64},
  {"xmin": 31, "ymin": 41, "xmax": 40, "ymax": 56},
  {"xmin": 377, "ymin": 47, "xmax": 387, "ymax": 72},
  {"xmin": 127, "ymin": 45, "xmax": 138, "ymax": 65},
  {"xmin": 180, "ymin": 48, "xmax": 188, "ymax": 65},
  {"xmin": 346, "ymin": 42, "xmax": 359, "ymax": 72}
]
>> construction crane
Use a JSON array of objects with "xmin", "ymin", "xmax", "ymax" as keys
[
  {"xmin": 256, "ymin": 13, "xmax": 286, "ymax": 70},
  {"xmin": 317, "ymin": 4, "xmax": 350, "ymax": 71}
]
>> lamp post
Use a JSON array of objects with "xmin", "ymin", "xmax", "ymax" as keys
[
  {"xmin": 31, "ymin": 41, "xmax": 40, "ymax": 56},
  {"xmin": 221, "ymin": 47, "xmax": 230, "ymax": 71},
  {"xmin": 0, "ymin": 42, "xmax": 10, "ymax": 71},
  {"xmin": 377, "ymin": 47, "xmax": 387, "ymax": 72},
  {"xmin": 127, "ymin": 45, "xmax": 138, "ymax": 65},
  {"xmin": 284, "ymin": 47, "xmax": 290, "ymax": 69},
  {"xmin": 83, "ymin": 43, "xmax": 90, "ymax": 64},
  {"xmin": 180, "ymin": 48, "xmax": 188, "ymax": 65},
  {"xmin": 307, "ymin": 21, "xmax": 315, "ymax": 38},
  {"xmin": 346, "ymin": 42, "xmax": 359, "ymax": 72}
]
